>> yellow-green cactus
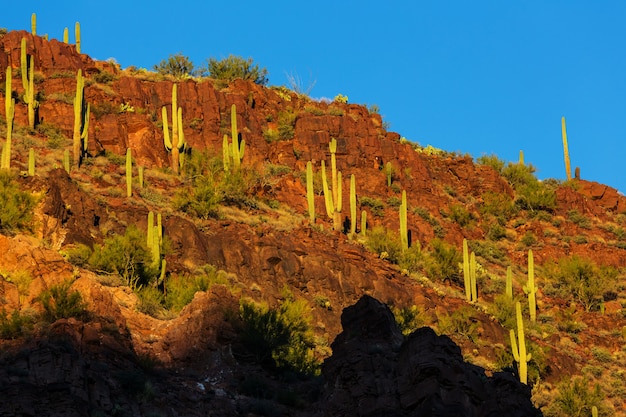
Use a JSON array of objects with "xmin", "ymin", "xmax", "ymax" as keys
[
  {"xmin": 306, "ymin": 161, "xmax": 315, "ymax": 224},
  {"xmin": 510, "ymin": 301, "xmax": 532, "ymax": 384},
  {"xmin": 561, "ymin": 117, "xmax": 572, "ymax": 181},
  {"xmin": 523, "ymin": 249, "xmax": 537, "ymax": 323},
  {"xmin": 20, "ymin": 38, "xmax": 37, "ymax": 129}
]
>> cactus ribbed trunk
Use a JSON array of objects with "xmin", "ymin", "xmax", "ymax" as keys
[
  {"xmin": 306, "ymin": 161, "xmax": 315, "ymax": 224},
  {"xmin": 463, "ymin": 239, "xmax": 471, "ymax": 301},
  {"xmin": 349, "ymin": 174, "xmax": 356, "ymax": 236},
  {"xmin": 561, "ymin": 117, "xmax": 572, "ymax": 181},
  {"xmin": 510, "ymin": 301, "xmax": 531, "ymax": 384},
  {"xmin": 400, "ymin": 190, "xmax": 408, "ymax": 251}
]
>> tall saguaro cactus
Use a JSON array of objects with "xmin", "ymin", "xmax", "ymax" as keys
[
  {"xmin": 523, "ymin": 249, "xmax": 537, "ymax": 323},
  {"xmin": 561, "ymin": 117, "xmax": 572, "ymax": 181},
  {"xmin": 20, "ymin": 38, "xmax": 37, "ymax": 129},
  {"xmin": 463, "ymin": 239, "xmax": 471, "ymax": 301},
  {"xmin": 75, "ymin": 22, "xmax": 81, "ymax": 53},
  {"xmin": 350, "ymin": 174, "xmax": 357, "ymax": 237},
  {"xmin": 306, "ymin": 161, "xmax": 315, "ymax": 224},
  {"xmin": 223, "ymin": 104, "xmax": 245, "ymax": 172},
  {"xmin": 162, "ymin": 83, "xmax": 187, "ymax": 174},
  {"xmin": 73, "ymin": 69, "xmax": 90, "ymax": 167},
  {"xmin": 510, "ymin": 301, "xmax": 532, "ymax": 384},
  {"xmin": 1, "ymin": 67, "xmax": 15, "ymax": 170},
  {"xmin": 399, "ymin": 190, "xmax": 408, "ymax": 251},
  {"xmin": 125, "ymin": 148, "xmax": 133, "ymax": 197},
  {"xmin": 31, "ymin": 13, "xmax": 36, "ymax": 35},
  {"xmin": 322, "ymin": 139, "xmax": 342, "ymax": 231}
]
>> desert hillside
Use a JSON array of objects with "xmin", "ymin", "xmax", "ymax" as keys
[{"xmin": 1, "ymin": 27, "xmax": 626, "ymax": 417}]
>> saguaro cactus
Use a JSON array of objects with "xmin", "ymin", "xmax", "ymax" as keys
[
  {"xmin": 63, "ymin": 27, "xmax": 69, "ymax": 43},
  {"xmin": 1, "ymin": 67, "xmax": 15, "ymax": 170},
  {"xmin": 222, "ymin": 104, "xmax": 246, "ymax": 172},
  {"xmin": 306, "ymin": 161, "xmax": 315, "ymax": 224},
  {"xmin": 561, "ymin": 116, "xmax": 572, "ymax": 181},
  {"xmin": 350, "ymin": 174, "xmax": 357, "ymax": 236},
  {"xmin": 73, "ymin": 69, "xmax": 90, "ymax": 167},
  {"xmin": 162, "ymin": 83, "xmax": 187, "ymax": 174},
  {"xmin": 75, "ymin": 22, "xmax": 81, "ymax": 53},
  {"xmin": 510, "ymin": 301, "xmax": 532, "ymax": 384},
  {"xmin": 463, "ymin": 239, "xmax": 471, "ymax": 301},
  {"xmin": 20, "ymin": 38, "xmax": 37, "ymax": 129},
  {"xmin": 125, "ymin": 148, "xmax": 132, "ymax": 197},
  {"xmin": 329, "ymin": 138, "xmax": 343, "ymax": 231},
  {"xmin": 523, "ymin": 249, "xmax": 537, "ymax": 323},
  {"xmin": 321, "ymin": 143, "xmax": 343, "ymax": 231},
  {"xmin": 470, "ymin": 251, "xmax": 478, "ymax": 301},
  {"xmin": 31, "ymin": 13, "xmax": 36, "ymax": 35},
  {"xmin": 400, "ymin": 190, "xmax": 408, "ymax": 251},
  {"xmin": 360, "ymin": 210, "xmax": 367, "ymax": 237}
]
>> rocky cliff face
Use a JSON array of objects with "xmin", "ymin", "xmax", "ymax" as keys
[
  {"xmin": 318, "ymin": 296, "xmax": 541, "ymax": 417},
  {"xmin": 2, "ymin": 29, "xmax": 626, "ymax": 416}
]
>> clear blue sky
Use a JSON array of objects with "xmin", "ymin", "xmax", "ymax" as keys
[{"xmin": 4, "ymin": 1, "xmax": 625, "ymax": 193}]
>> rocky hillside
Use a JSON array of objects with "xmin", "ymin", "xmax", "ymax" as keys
[{"xmin": 1, "ymin": 28, "xmax": 626, "ymax": 416}]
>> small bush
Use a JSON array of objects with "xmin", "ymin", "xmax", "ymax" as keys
[
  {"xmin": 476, "ymin": 154, "xmax": 505, "ymax": 174},
  {"xmin": 542, "ymin": 377, "xmax": 606, "ymax": 417},
  {"xmin": 480, "ymin": 191, "xmax": 517, "ymax": 222},
  {"xmin": 276, "ymin": 109, "xmax": 297, "ymax": 141},
  {"xmin": 239, "ymin": 297, "xmax": 319, "ymax": 375},
  {"xmin": 365, "ymin": 226, "xmax": 403, "ymax": 264},
  {"xmin": 0, "ymin": 309, "xmax": 34, "ymax": 339},
  {"xmin": 88, "ymin": 226, "xmax": 156, "ymax": 289},
  {"xmin": 136, "ymin": 286, "xmax": 165, "ymax": 317},
  {"xmin": 436, "ymin": 306, "xmax": 479, "ymax": 342},
  {"xmin": 448, "ymin": 204, "xmax": 473, "ymax": 227},
  {"xmin": 38, "ymin": 279, "xmax": 88, "ymax": 322},
  {"xmin": 423, "ymin": 238, "xmax": 462, "ymax": 285},
  {"xmin": 393, "ymin": 305, "xmax": 428, "ymax": 336},
  {"xmin": 543, "ymin": 256, "xmax": 618, "ymax": 312},
  {"xmin": 203, "ymin": 55, "xmax": 268, "ymax": 86},
  {"xmin": 567, "ymin": 210, "xmax": 592, "ymax": 229},
  {"xmin": 359, "ymin": 196, "xmax": 385, "ymax": 217},
  {"xmin": 0, "ymin": 172, "xmax": 37, "ymax": 233}
]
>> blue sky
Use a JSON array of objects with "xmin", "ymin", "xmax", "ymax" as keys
[{"xmin": 4, "ymin": 1, "xmax": 625, "ymax": 193}]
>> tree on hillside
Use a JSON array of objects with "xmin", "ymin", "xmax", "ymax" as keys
[
  {"xmin": 200, "ymin": 55, "xmax": 268, "ymax": 86},
  {"xmin": 153, "ymin": 53, "xmax": 195, "ymax": 78}
]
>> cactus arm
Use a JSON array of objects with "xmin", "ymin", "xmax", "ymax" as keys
[
  {"xmin": 360, "ymin": 210, "xmax": 367, "ymax": 236},
  {"xmin": 162, "ymin": 106, "xmax": 172, "ymax": 150},
  {"xmin": 470, "ymin": 251, "xmax": 477, "ymax": 301},
  {"xmin": 523, "ymin": 249, "xmax": 537, "ymax": 323},
  {"xmin": 321, "ymin": 160, "xmax": 334, "ymax": 218},
  {"xmin": 147, "ymin": 211, "xmax": 154, "ymax": 247},
  {"xmin": 510, "ymin": 301, "xmax": 531, "ymax": 384}
]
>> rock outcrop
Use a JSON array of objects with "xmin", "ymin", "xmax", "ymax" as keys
[{"xmin": 317, "ymin": 295, "xmax": 542, "ymax": 417}]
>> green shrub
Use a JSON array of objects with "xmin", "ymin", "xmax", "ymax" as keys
[
  {"xmin": 0, "ymin": 172, "xmax": 37, "ymax": 233},
  {"xmin": 93, "ymin": 70, "xmax": 117, "ymax": 84},
  {"xmin": 476, "ymin": 154, "xmax": 505, "ymax": 174},
  {"xmin": 38, "ymin": 279, "xmax": 88, "ymax": 322},
  {"xmin": 136, "ymin": 286, "xmax": 165, "ymax": 317},
  {"xmin": 543, "ymin": 256, "xmax": 618, "ymax": 312},
  {"xmin": 88, "ymin": 226, "xmax": 156, "ymax": 289},
  {"xmin": 520, "ymin": 231, "xmax": 537, "ymax": 247},
  {"xmin": 423, "ymin": 238, "xmax": 462, "ymax": 284},
  {"xmin": 37, "ymin": 122, "xmax": 69, "ymax": 149},
  {"xmin": 165, "ymin": 267, "xmax": 226, "ymax": 313},
  {"xmin": 0, "ymin": 309, "xmax": 34, "ymax": 339},
  {"xmin": 480, "ymin": 191, "xmax": 517, "ymax": 222},
  {"xmin": 277, "ymin": 109, "xmax": 297, "ymax": 141},
  {"xmin": 516, "ymin": 181, "xmax": 557, "ymax": 212},
  {"xmin": 542, "ymin": 377, "xmax": 606, "ymax": 417},
  {"xmin": 448, "ymin": 203, "xmax": 473, "ymax": 227},
  {"xmin": 239, "ymin": 297, "xmax": 319, "ymax": 375},
  {"xmin": 568, "ymin": 209, "xmax": 592, "ymax": 229},
  {"xmin": 153, "ymin": 52, "xmax": 195, "ymax": 78},
  {"xmin": 502, "ymin": 162, "xmax": 537, "ymax": 190},
  {"xmin": 365, "ymin": 226, "xmax": 403, "ymax": 264},
  {"xmin": 393, "ymin": 305, "xmax": 428, "ymax": 336},
  {"xmin": 398, "ymin": 244, "xmax": 424, "ymax": 273},
  {"xmin": 359, "ymin": 196, "xmax": 385, "ymax": 217},
  {"xmin": 203, "ymin": 55, "xmax": 268, "ymax": 86},
  {"xmin": 436, "ymin": 305, "xmax": 479, "ymax": 342}
]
